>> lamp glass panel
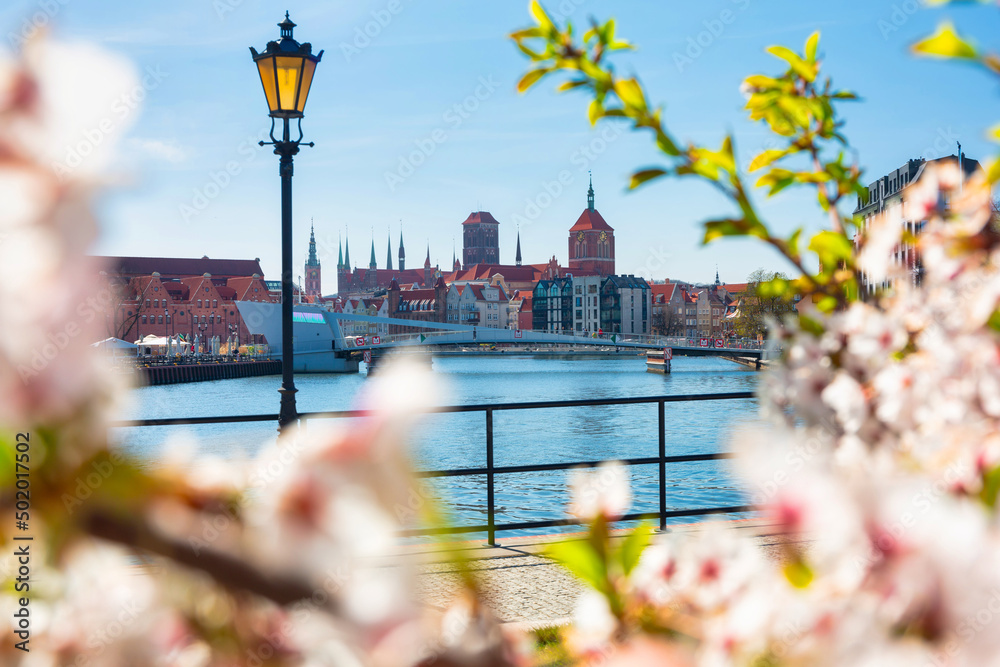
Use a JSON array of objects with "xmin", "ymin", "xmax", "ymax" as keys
[
  {"xmin": 274, "ymin": 56, "xmax": 304, "ymax": 111},
  {"xmin": 296, "ymin": 59, "xmax": 317, "ymax": 113},
  {"xmin": 255, "ymin": 58, "xmax": 279, "ymax": 113}
]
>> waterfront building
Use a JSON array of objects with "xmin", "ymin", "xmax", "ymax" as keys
[
  {"xmin": 682, "ymin": 290, "xmax": 698, "ymax": 339},
  {"xmin": 95, "ymin": 255, "xmax": 273, "ymax": 345},
  {"xmin": 854, "ymin": 152, "xmax": 981, "ymax": 296},
  {"xmin": 532, "ymin": 276, "xmax": 574, "ymax": 333},
  {"xmin": 446, "ymin": 281, "xmax": 511, "ymax": 329},
  {"xmin": 571, "ymin": 275, "xmax": 602, "ymax": 334},
  {"xmin": 695, "ymin": 287, "xmax": 726, "ymax": 338},
  {"xmin": 568, "ymin": 177, "xmax": 615, "ymax": 277},
  {"xmin": 385, "ymin": 276, "xmax": 448, "ymax": 334},
  {"xmin": 651, "ymin": 283, "xmax": 684, "ymax": 336},
  {"xmin": 462, "ymin": 211, "xmax": 501, "ymax": 267},
  {"xmin": 600, "ymin": 274, "xmax": 651, "ymax": 335}
]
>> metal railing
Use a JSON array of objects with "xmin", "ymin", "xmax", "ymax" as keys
[{"xmin": 110, "ymin": 391, "xmax": 756, "ymax": 544}]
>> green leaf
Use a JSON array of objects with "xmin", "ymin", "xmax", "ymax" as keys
[
  {"xmin": 758, "ymin": 276, "xmax": 791, "ymax": 299},
  {"xmin": 615, "ymin": 78, "xmax": 646, "ymax": 110},
  {"xmin": 748, "ymin": 148, "xmax": 788, "ymax": 172},
  {"xmin": 557, "ymin": 79, "xmax": 589, "ymax": 92},
  {"xmin": 618, "ymin": 522, "xmax": 653, "ymax": 575},
  {"xmin": 588, "ymin": 99, "xmax": 604, "ymax": 126},
  {"xmin": 980, "ymin": 465, "xmax": 1000, "ymax": 508},
  {"xmin": 798, "ymin": 315, "xmax": 825, "ymax": 337},
  {"xmin": 517, "ymin": 67, "xmax": 550, "ymax": 93},
  {"xmin": 529, "ymin": 0, "xmax": 555, "ymax": 32},
  {"xmin": 629, "ymin": 168, "xmax": 667, "ymax": 189},
  {"xmin": 783, "ymin": 559, "xmax": 814, "ymax": 588},
  {"xmin": 912, "ymin": 21, "xmax": 978, "ymax": 60},
  {"xmin": 703, "ymin": 218, "xmax": 767, "ymax": 243},
  {"xmin": 656, "ymin": 131, "xmax": 680, "ymax": 157},
  {"xmin": 766, "ymin": 45, "xmax": 816, "ymax": 82},
  {"xmin": 808, "ymin": 230, "xmax": 854, "ymax": 272},
  {"xmin": 805, "ymin": 31, "xmax": 820, "ymax": 62},
  {"xmin": 547, "ymin": 539, "xmax": 608, "ymax": 592}
]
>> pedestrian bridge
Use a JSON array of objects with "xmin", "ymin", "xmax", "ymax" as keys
[{"xmin": 329, "ymin": 312, "xmax": 763, "ymax": 359}]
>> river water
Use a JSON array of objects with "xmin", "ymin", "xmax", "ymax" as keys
[{"xmin": 114, "ymin": 355, "xmax": 761, "ymax": 537}]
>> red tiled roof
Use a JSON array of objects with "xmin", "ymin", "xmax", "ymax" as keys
[
  {"xmin": 568, "ymin": 208, "xmax": 614, "ymax": 232},
  {"xmin": 216, "ymin": 286, "xmax": 237, "ymax": 299},
  {"xmin": 461, "ymin": 211, "xmax": 501, "ymax": 226},
  {"xmin": 650, "ymin": 283, "xmax": 676, "ymax": 300},
  {"xmin": 96, "ymin": 256, "xmax": 264, "ymax": 279},
  {"xmin": 723, "ymin": 282, "xmax": 748, "ymax": 294}
]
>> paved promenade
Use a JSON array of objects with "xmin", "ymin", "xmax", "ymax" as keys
[{"xmin": 404, "ymin": 519, "xmax": 798, "ymax": 626}]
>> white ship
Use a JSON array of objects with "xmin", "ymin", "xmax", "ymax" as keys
[{"xmin": 236, "ymin": 301, "xmax": 359, "ymax": 373}]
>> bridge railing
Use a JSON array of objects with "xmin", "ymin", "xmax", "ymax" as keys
[{"xmin": 110, "ymin": 391, "xmax": 756, "ymax": 545}]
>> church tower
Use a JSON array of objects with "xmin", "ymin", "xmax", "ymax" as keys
[
  {"xmin": 568, "ymin": 175, "xmax": 615, "ymax": 276},
  {"xmin": 398, "ymin": 229, "xmax": 406, "ymax": 271},
  {"xmin": 461, "ymin": 211, "xmax": 500, "ymax": 268},
  {"xmin": 305, "ymin": 220, "xmax": 321, "ymax": 298}
]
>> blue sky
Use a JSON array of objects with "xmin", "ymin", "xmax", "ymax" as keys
[{"xmin": 4, "ymin": 0, "xmax": 999, "ymax": 287}]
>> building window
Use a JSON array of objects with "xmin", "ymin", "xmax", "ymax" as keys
[
  {"xmin": 153, "ymin": 299, "xmax": 159, "ymax": 308},
  {"xmin": 145, "ymin": 299, "xmax": 150, "ymax": 308},
  {"xmin": 157, "ymin": 315, "xmax": 163, "ymax": 324},
  {"xmin": 142, "ymin": 315, "xmax": 147, "ymax": 324},
  {"xmin": 213, "ymin": 300, "xmax": 218, "ymax": 308},
  {"xmin": 198, "ymin": 299, "xmax": 202, "ymax": 308}
]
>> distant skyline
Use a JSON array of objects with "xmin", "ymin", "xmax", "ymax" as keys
[{"xmin": 3, "ymin": 0, "xmax": 999, "ymax": 286}]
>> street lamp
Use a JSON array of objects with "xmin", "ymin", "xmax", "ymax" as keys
[{"xmin": 250, "ymin": 12, "xmax": 323, "ymax": 431}]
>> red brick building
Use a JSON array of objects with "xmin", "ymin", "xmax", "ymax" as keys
[
  {"xmin": 462, "ymin": 211, "xmax": 501, "ymax": 267},
  {"xmin": 95, "ymin": 256, "xmax": 274, "ymax": 345},
  {"xmin": 568, "ymin": 177, "xmax": 615, "ymax": 276},
  {"xmin": 385, "ymin": 276, "xmax": 449, "ymax": 334}
]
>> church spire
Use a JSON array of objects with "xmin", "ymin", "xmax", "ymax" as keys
[
  {"xmin": 515, "ymin": 226, "xmax": 522, "ymax": 266},
  {"xmin": 398, "ymin": 224, "xmax": 406, "ymax": 270},
  {"xmin": 306, "ymin": 219, "xmax": 320, "ymax": 267},
  {"xmin": 337, "ymin": 233, "xmax": 343, "ymax": 269},
  {"xmin": 386, "ymin": 230, "xmax": 393, "ymax": 271},
  {"xmin": 587, "ymin": 172, "xmax": 595, "ymax": 212},
  {"xmin": 715, "ymin": 265, "xmax": 720, "ymax": 286},
  {"xmin": 424, "ymin": 243, "xmax": 431, "ymax": 268},
  {"xmin": 369, "ymin": 236, "xmax": 377, "ymax": 269},
  {"xmin": 344, "ymin": 233, "xmax": 350, "ymax": 268}
]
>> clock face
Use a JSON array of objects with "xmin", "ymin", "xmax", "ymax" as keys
[
  {"xmin": 310, "ymin": 271, "xmax": 316, "ymax": 279},
  {"xmin": 599, "ymin": 231, "xmax": 607, "ymax": 241},
  {"xmin": 576, "ymin": 231, "xmax": 585, "ymax": 242}
]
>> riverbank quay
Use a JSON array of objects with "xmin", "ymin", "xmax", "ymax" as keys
[
  {"xmin": 138, "ymin": 359, "xmax": 281, "ymax": 386},
  {"xmin": 395, "ymin": 518, "xmax": 800, "ymax": 625}
]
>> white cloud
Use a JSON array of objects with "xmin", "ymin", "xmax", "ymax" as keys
[{"xmin": 128, "ymin": 138, "xmax": 186, "ymax": 163}]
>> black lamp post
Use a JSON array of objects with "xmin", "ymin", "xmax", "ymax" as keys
[{"xmin": 250, "ymin": 12, "xmax": 323, "ymax": 431}]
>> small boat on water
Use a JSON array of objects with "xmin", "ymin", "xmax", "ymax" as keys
[{"xmin": 645, "ymin": 348, "xmax": 672, "ymax": 374}]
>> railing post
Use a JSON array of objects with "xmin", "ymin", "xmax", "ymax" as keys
[
  {"xmin": 486, "ymin": 408, "xmax": 496, "ymax": 546},
  {"xmin": 658, "ymin": 400, "xmax": 666, "ymax": 532}
]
